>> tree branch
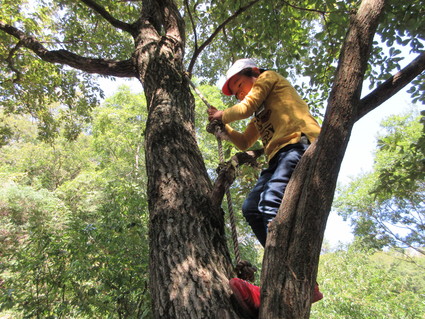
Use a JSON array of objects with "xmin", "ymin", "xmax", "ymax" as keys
[
  {"xmin": 0, "ymin": 21, "xmax": 137, "ymax": 78},
  {"xmin": 187, "ymin": 0, "xmax": 261, "ymax": 74},
  {"xmin": 373, "ymin": 215, "xmax": 425, "ymax": 256},
  {"xmin": 260, "ymin": 0, "xmax": 386, "ymax": 317},
  {"xmin": 5, "ymin": 41, "xmax": 23, "ymax": 83},
  {"xmin": 357, "ymin": 51, "xmax": 425, "ymax": 120},
  {"xmin": 211, "ymin": 149, "xmax": 264, "ymax": 207},
  {"xmin": 280, "ymin": 0, "xmax": 328, "ymax": 14},
  {"xmin": 184, "ymin": 0, "xmax": 198, "ymax": 50},
  {"xmin": 79, "ymin": 0, "xmax": 136, "ymax": 35}
]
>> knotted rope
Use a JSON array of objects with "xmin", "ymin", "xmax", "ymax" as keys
[
  {"xmin": 187, "ymin": 77, "xmax": 257, "ymax": 281},
  {"xmin": 215, "ymin": 126, "xmax": 241, "ymax": 265}
]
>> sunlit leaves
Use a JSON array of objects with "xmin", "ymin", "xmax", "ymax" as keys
[
  {"xmin": 182, "ymin": 0, "xmax": 424, "ymax": 115},
  {"xmin": 183, "ymin": 0, "xmax": 357, "ymax": 114},
  {"xmin": 0, "ymin": 45, "xmax": 102, "ymax": 141},
  {"xmin": 1, "ymin": 0, "xmax": 424, "ymax": 143},
  {"xmin": 335, "ymin": 110, "xmax": 425, "ymax": 252},
  {"xmin": 0, "ymin": 88, "xmax": 150, "ymax": 317},
  {"xmin": 312, "ymin": 247, "xmax": 425, "ymax": 319},
  {"xmin": 92, "ymin": 85, "xmax": 146, "ymax": 174},
  {"xmin": 1, "ymin": 0, "xmax": 134, "ymax": 141},
  {"xmin": 378, "ymin": 0, "xmax": 425, "ymax": 52},
  {"xmin": 368, "ymin": 0, "xmax": 425, "ymax": 101}
]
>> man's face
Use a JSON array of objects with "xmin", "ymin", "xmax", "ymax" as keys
[{"xmin": 228, "ymin": 73, "xmax": 256, "ymax": 101}]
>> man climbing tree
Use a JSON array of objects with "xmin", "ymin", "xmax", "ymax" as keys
[{"xmin": 1, "ymin": 0, "xmax": 424, "ymax": 318}]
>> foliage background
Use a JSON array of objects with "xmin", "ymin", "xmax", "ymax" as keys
[
  {"xmin": 1, "ymin": 87, "xmax": 424, "ymax": 318},
  {"xmin": 1, "ymin": 0, "xmax": 424, "ymax": 316}
]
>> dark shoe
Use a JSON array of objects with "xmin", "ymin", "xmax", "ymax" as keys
[{"xmin": 229, "ymin": 278, "xmax": 260, "ymax": 318}]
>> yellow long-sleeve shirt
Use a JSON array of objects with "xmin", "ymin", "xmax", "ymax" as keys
[{"xmin": 222, "ymin": 70, "xmax": 321, "ymax": 161}]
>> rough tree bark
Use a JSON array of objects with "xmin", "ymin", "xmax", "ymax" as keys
[
  {"xmin": 260, "ymin": 0, "xmax": 387, "ymax": 318},
  {"xmin": 133, "ymin": 1, "xmax": 242, "ymax": 318},
  {"xmin": 2, "ymin": 0, "xmax": 241, "ymax": 318},
  {"xmin": 2, "ymin": 0, "xmax": 425, "ymax": 318}
]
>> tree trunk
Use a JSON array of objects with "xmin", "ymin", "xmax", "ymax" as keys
[
  {"xmin": 134, "ymin": 1, "xmax": 240, "ymax": 318},
  {"xmin": 260, "ymin": 0, "xmax": 386, "ymax": 318}
]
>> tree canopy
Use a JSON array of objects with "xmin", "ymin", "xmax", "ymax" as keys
[
  {"xmin": 335, "ymin": 110, "xmax": 425, "ymax": 254},
  {"xmin": 1, "ymin": 0, "xmax": 424, "ymax": 134},
  {"xmin": 1, "ymin": 87, "xmax": 424, "ymax": 319}
]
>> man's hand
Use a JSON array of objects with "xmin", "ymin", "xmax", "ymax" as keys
[{"xmin": 207, "ymin": 106, "xmax": 223, "ymax": 122}]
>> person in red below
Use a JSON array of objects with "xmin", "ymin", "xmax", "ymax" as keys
[{"xmin": 208, "ymin": 58, "xmax": 323, "ymax": 318}]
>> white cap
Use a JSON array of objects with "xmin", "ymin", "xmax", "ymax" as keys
[{"xmin": 221, "ymin": 58, "xmax": 257, "ymax": 96}]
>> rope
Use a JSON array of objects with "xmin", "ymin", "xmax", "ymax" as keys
[
  {"xmin": 215, "ymin": 131, "xmax": 241, "ymax": 265},
  {"xmin": 187, "ymin": 77, "xmax": 242, "ymax": 263},
  {"xmin": 185, "ymin": 75, "xmax": 257, "ymax": 281},
  {"xmin": 187, "ymin": 79, "xmax": 214, "ymax": 109}
]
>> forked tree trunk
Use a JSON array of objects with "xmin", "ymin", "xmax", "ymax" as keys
[
  {"xmin": 260, "ymin": 0, "xmax": 386, "ymax": 318},
  {"xmin": 2, "ymin": 0, "xmax": 424, "ymax": 318},
  {"xmin": 134, "ymin": 1, "xmax": 240, "ymax": 318}
]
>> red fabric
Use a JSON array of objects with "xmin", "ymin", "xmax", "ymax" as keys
[
  {"xmin": 230, "ymin": 278, "xmax": 323, "ymax": 317},
  {"xmin": 313, "ymin": 283, "xmax": 324, "ymax": 303},
  {"xmin": 229, "ymin": 278, "xmax": 260, "ymax": 317}
]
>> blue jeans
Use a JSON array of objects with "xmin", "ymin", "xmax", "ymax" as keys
[{"xmin": 242, "ymin": 143, "xmax": 308, "ymax": 247}]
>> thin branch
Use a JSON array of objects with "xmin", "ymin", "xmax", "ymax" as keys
[
  {"xmin": 0, "ymin": 21, "xmax": 137, "ymax": 78},
  {"xmin": 79, "ymin": 0, "xmax": 136, "ymax": 35},
  {"xmin": 357, "ymin": 51, "xmax": 425, "ymax": 121},
  {"xmin": 211, "ymin": 149, "xmax": 264, "ymax": 207},
  {"xmin": 184, "ymin": 0, "xmax": 198, "ymax": 50},
  {"xmin": 280, "ymin": 0, "xmax": 328, "ymax": 14},
  {"xmin": 5, "ymin": 41, "xmax": 23, "ymax": 83},
  {"xmin": 373, "ymin": 215, "xmax": 425, "ymax": 256},
  {"xmin": 187, "ymin": 0, "xmax": 261, "ymax": 74}
]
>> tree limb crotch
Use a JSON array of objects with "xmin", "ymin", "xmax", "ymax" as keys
[{"xmin": 211, "ymin": 149, "xmax": 264, "ymax": 207}]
